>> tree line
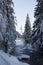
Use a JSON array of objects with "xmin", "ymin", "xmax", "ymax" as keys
[{"xmin": 0, "ymin": 0, "xmax": 43, "ymax": 53}]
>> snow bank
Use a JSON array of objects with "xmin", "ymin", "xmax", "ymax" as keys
[
  {"xmin": 20, "ymin": 55, "xmax": 30, "ymax": 58},
  {"xmin": 17, "ymin": 54, "xmax": 30, "ymax": 60},
  {"xmin": 0, "ymin": 50, "xmax": 29, "ymax": 65}
]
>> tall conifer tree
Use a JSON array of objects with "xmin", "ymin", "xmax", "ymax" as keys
[
  {"xmin": 0, "ymin": 0, "xmax": 16, "ymax": 53},
  {"xmin": 32, "ymin": 0, "xmax": 43, "ymax": 51},
  {"xmin": 24, "ymin": 14, "xmax": 31, "ymax": 44}
]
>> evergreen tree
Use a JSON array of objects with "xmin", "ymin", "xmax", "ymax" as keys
[
  {"xmin": 24, "ymin": 14, "xmax": 31, "ymax": 44},
  {"xmin": 31, "ymin": 0, "xmax": 43, "ymax": 51},
  {"xmin": 0, "ymin": 0, "xmax": 7, "ymax": 50},
  {"xmin": 0, "ymin": 0, "xmax": 16, "ymax": 53}
]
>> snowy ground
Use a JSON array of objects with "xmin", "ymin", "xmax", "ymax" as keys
[
  {"xmin": 14, "ymin": 39, "xmax": 25, "ymax": 55},
  {"xmin": 0, "ymin": 50, "xmax": 29, "ymax": 65},
  {"xmin": 15, "ymin": 39, "xmax": 24, "ymax": 46},
  {"xmin": 15, "ymin": 39, "xmax": 32, "ymax": 56},
  {"xmin": 0, "ymin": 39, "xmax": 32, "ymax": 65},
  {"xmin": 0, "ymin": 55, "xmax": 10, "ymax": 65},
  {"xmin": 15, "ymin": 39, "xmax": 32, "ymax": 49},
  {"xmin": 15, "ymin": 39, "xmax": 43, "ymax": 65},
  {"xmin": 14, "ymin": 39, "xmax": 33, "ymax": 64}
]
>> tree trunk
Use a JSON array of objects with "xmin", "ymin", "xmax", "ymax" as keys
[{"xmin": 4, "ymin": 42, "xmax": 8, "ymax": 53}]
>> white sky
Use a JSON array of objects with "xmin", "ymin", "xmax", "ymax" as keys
[{"xmin": 13, "ymin": 0, "xmax": 36, "ymax": 34}]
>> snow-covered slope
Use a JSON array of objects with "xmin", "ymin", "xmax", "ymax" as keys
[
  {"xmin": 0, "ymin": 56, "xmax": 10, "ymax": 65},
  {"xmin": 0, "ymin": 50, "xmax": 29, "ymax": 65}
]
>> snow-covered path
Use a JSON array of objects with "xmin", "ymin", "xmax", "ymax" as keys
[
  {"xmin": 15, "ymin": 39, "xmax": 24, "ymax": 46},
  {"xmin": 15, "ymin": 39, "xmax": 24, "ymax": 56},
  {"xmin": 15, "ymin": 39, "xmax": 32, "ymax": 56}
]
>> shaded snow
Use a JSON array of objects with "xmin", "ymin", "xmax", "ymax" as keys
[
  {"xmin": 15, "ymin": 39, "xmax": 24, "ymax": 46},
  {"xmin": 0, "ymin": 32, "xmax": 3, "ymax": 42},
  {"xmin": 23, "ymin": 44, "xmax": 32, "ymax": 50},
  {"xmin": 0, "ymin": 50, "xmax": 29, "ymax": 65},
  {"xmin": 0, "ymin": 56, "xmax": 9, "ymax": 65}
]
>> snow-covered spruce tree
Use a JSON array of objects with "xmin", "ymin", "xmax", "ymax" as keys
[
  {"xmin": 0, "ymin": 0, "xmax": 7, "ymax": 50},
  {"xmin": 24, "ymin": 14, "xmax": 31, "ymax": 44},
  {"xmin": 31, "ymin": 0, "xmax": 43, "ymax": 51},
  {"xmin": 0, "ymin": 0, "xmax": 16, "ymax": 53}
]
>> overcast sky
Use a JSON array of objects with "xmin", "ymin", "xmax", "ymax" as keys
[{"xmin": 13, "ymin": 0, "xmax": 36, "ymax": 34}]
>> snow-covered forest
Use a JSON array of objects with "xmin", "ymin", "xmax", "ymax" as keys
[{"xmin": 0, "ymin": 0, "xmax": 43, "ymax": 65}]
